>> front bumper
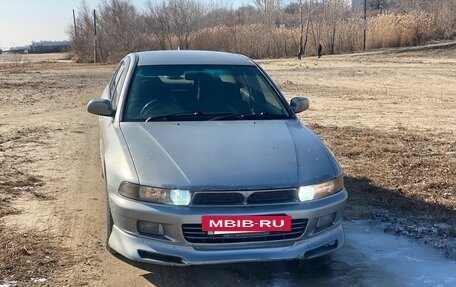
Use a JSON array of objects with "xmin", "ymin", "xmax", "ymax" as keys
[{"xmin": 107, "ymin": 187, "xmax": 347, "ymax": 266}]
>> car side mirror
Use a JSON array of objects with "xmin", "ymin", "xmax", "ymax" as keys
[
  {"xmin": 87, "ymin": 99, "xmax": 115, "ymax": 117},
  {"xmin": 290, "ymin": 97, "xmax": 309, "ymax": 113}
]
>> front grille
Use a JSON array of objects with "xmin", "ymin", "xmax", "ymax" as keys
[
  {"xmin": 247, "ymin": 189, "xmax": 297, "ymax": 204},
  {"xmin": 192, "ymin": 192, "xmax": 244, "ymax": 205},
  {"xmin": 191, "ymin": 189, "xmax": 298, "ymax": 206},
  {"xmin": 182, "ymin": 219, "xmax": 308, "ymax": 244}
]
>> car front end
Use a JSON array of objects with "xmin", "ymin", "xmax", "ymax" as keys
[
  {"xmin": 107, "ymin": 185, "xmax": 346, "ymax": 265},
  {"xmin": 106, "ymin": 120, "xmax": 347, "ymax": 266}
]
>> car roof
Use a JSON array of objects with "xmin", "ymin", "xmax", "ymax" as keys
[{"xmin": 135, "ymin": 50, "xmax": 255, "ymax": 66}]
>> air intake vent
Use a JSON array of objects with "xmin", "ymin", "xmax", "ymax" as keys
[{"xmin": 182, "ymin": 219, "xmax": 307, "ymax": 244}]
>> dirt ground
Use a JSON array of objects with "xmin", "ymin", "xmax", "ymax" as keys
[{"xmin": 0, "ymin": 48, "xmax": 455, "ymax": 286}]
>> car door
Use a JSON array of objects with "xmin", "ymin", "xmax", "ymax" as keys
[{"xmin": 99, "ymin": 58, "xmax": 130, "ymax": 181}]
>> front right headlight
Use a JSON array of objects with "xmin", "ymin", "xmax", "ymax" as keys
[
  {"xmin": 118, "ymin": 181, "xmax": 191, "ymax": 206},
  {"xmin": 298, "ymin": 176, "xmax": 344, "ymax": 202}
]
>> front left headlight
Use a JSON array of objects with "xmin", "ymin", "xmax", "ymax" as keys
[
  {"xmin": 298, "ymin": 176, "xmax": 344, "ymax": 202},
  {"xmin": 118, "ymin": 181, "xmax": 191, "ymax": 206}
]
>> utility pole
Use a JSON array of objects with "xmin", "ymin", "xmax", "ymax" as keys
[
  {"xmin": 297, "ymin": 0, "xmax": 304, "ymax": 60},
  {"xmin": 93, "ymin": 9, "xmax": 97, "ymax": 64},
  {"xmin": 363, "ymin": 0, "xmax": 367, "ymax": 51},
  {"xmin": 72, "ymin": 9, "xmax": 77, "ymax": 38}
]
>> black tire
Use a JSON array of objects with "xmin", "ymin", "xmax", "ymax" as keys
[
  {"xmin": 104, "ymin": 169, "xmax": 118, "ymax": 255},
  {"xmin": 106, "ymin": 195, "xmax": 118, "ymax": 255}
]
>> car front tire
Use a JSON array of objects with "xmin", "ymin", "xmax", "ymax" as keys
[{"xmin": 104, "ymin": 167, "xmax": 118, "ymax": 255}]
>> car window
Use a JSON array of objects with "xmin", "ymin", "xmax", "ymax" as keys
[
  {"xmin": 110, "ymin": 59, "xmax": 128, "ymax": 109},
  {"xmin": 256, "ymin": 75, "xmax": 284, "ymax": 111},
  {"xmin": 109, "ymin": 62, "xmax": 124, "ymax": 99},
  {"xmin": 234, "ymin": 69, "xmax": 289, "ymax": 115},
  {"xmin": 122, "ymin": 65, "xmax": 292, "ymax": 122}
]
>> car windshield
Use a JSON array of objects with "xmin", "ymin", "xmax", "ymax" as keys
[{"xmin": 122, "ymin": 65, "xmax": 292, "ymax": 121}]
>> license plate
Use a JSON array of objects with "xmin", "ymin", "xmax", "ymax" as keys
[{"xmin": 202, "ymin": 215, "xmax": 291, "ymax": 233}]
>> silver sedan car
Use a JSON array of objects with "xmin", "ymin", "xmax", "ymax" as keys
[{"xmin": 87, "ymin": 50, "xmax": 347, "ymax": 266}]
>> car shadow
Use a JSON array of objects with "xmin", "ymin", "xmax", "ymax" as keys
[
  {"xmin": 131, "ymin": 256, "xmax": 334, "ymax": 287},
  {"xmin": 343, "ymin": 176, "xmax": 455, "ymax": 223}
]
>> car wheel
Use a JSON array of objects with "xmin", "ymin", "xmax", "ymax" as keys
[{"xmin": 106, "ymin": 198, "xmax": 118, "ymax": 255}]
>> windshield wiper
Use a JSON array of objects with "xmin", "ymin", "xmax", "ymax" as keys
[
  {"xmin": 145, "ymin": 112, "xmax": 233, "ymax": 122},
  {"xmin": 145, "ymin": 112, "xmax": 197, "ymax": 122},
  {"xmin": 210, "ymin": 112, "xmax": 288, "ymax": 121}
]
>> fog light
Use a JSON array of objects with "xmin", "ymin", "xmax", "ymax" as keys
[
  {"xmin": 315, "ymin": 213, "xmax": 336, "ymax": 232},
  {"xmin": 137, "ymin": 221, "xmax": 164, "ymax": 235}
]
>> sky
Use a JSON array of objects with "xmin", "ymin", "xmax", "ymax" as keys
[{"xmin": 0, "ymin": 0, "xmax": 247, "ymax": 50}]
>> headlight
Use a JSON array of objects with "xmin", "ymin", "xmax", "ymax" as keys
[
  {"xmin": 118, "ymin": 182, "xmax": 191, "ymax": 206},
  {"xmin": 170, "ymin": 189, "xmax": 192, "ymax": 205},
  {"xmin": 298, "ymin": 176, "xmax": 344, "ymax": 202}
]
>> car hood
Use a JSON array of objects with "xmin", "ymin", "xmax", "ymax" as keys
[{"xmin": 120, "ymin": 120, "xmax": 338, "ymax": 189}]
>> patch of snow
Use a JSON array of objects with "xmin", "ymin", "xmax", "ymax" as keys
[
  {"xmin": 345, "ymin": 220, "xmax": 456, "ymax": 287},
  {"xmin": 30, "ymin": 278, "xmax": 47, "ymax": 284}
]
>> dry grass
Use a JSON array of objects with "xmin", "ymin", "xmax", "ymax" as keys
[
  {"xmin": 0, "ymin": 54, "xmax": 30, "ymax": 74},
  {"xmin": 0, "ymin": 165, "xmax": 44, "ymax": 218},
  {"xmin": 0, "ymin": 60, "xmax": 115, "ymax": 286},
  {"xmin": 189, "ymin": 11, "xmax": 443, "ymax": 58},
  {"xmin": 368, "ymin": 11, "xmax": 437, "ymax": 48},
  {"xmin": 0, "ymin": 230, "xmax": 66, "ymax": 286},
  {"xmin": 311, "ymin": 124, "xmax": 456, "ymax": 223},
  {"xmin": 0, "ymin": 127, "xmax": 51, "ymax": 219},
  {"xmin": 1, "ymin": 127, "xmax": 59, "ymax": 285}
]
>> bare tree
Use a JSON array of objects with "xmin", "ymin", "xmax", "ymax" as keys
[
  {"xmin": 252, "ymin": 0, "xmax": 283, "ymax": 26},
  {"xmin": 235, "ymin": 6, "xmax": 261, "ymax": 25},
  {"xmin": 97, "ymin": 0, "xmax": 143, "ymax": 62},
  {"xmin": 202, "ymin": 7, "xmax": 235, "ymax": 28},
  {"xmin": 325, "ymin": 0, "xmax": 348, "ymax": 54},
  {"xmin": 428, "ymin": 0, "xmax": 456, "ymax": 40},
  {"xmin": 70, "ymin": 1, "xmax": 96, "ymax": 62},
  {"xmin": 144, "ymin": 1, "xmax": 174, "ymax": 49},
  {"xmin": 167, "ymin": 0, "xmax": 203, "ymax": 49},
  {"xmin": 392, "ymin": 0, "xmax": 429, "ymax": 12},
  {"xmin": 297, "ymin": 0, "xmax": 312, "ymax": 59}
]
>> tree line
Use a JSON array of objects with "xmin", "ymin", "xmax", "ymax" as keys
[{"xmin": 69, "ymin": 0, "xmax": 456, "ymax": 63}]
